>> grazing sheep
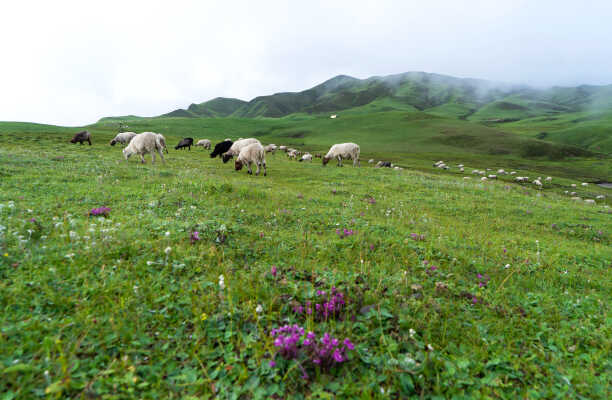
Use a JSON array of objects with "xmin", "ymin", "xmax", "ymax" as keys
[
  {"xmin": 70, "ymin": 130, "xmax": 91, "ymax": 145},
  {"xmin": 581, "ymin": 182, "xmax": 589, "ymax": 187},
  {"xmin": 533, "ymin": 179, "xmax": 542, "ymax": 187},
  {"xmin": 264, "ymin": 144, "xmax": 277, "ymax": 153},
  {"xmin": 570, "ymin": 191, "xmax": 577, "ymax": 196},
  {"xmin": 330, "ymin": 114, "xmax": 337, "ymax": 119},
  {"xmin": 222, "ymin": 138, "xmax": 261, "ymax": 163},
  {"xmin": 210, "ymin": 140, "xmax": 233, "ymax": 158},
  {"xmin": 122, "ymin": 132, "xmax": 165, "ymax": 164},
  {"xmin": 459, "ymin": 167, "xmax": 465, "ymax": 172},
  {"xmin": 235, "ymin": 143, "xmax": 266, "ymax": 176},
  {"xmin": 481, "ymin": 177, "xmax": 488, "ymax": 182},
  {"xmin": 515, "ymin": 176, "xmax": 528, "ymax": 183},
  {"xmin": 287, "ymin": 150, "xmax": 298, "ymax": 160},
  {"xmin": 571, "ymin": 184, "xmax": 577, "ymax": 188},
  {"xmin": 510, "ymin": 171, "xmax": 516, "ymax": 175},
  {"xmin": 545, "ymin": 176, "xmax": 552, "ymax": 182},
  {"xmin": 596, "ymin": 195, "xmax": 605, "ymax": 200},
  {"xmin": 196, "ymin": 139, "xmax": 211, "ymax": 150},
  {"xmin": 368, "ymin": 159, "xmax": 375, "ymax": 164},
  {"xmin": 175, "ymin": 138, "xmax": 194, "ymax": 150},
  {"xmin": 299, "ymin": 153, "xmax": 313, "ymax": 162},
  {"xmin": 279, "ymin": 145, "xmax": 287, "ymax": 152},
  {"xmin": 571, "ymin": 197, "xmax": 581, "ymax": 201},
  {"xmin": 488, "ymin": 175, "xmax": 497, "ymax": 180},
  {"xmin": 322, "ymin": 143, "xmax": 360, "ymax": 167},
  {"xmin": 156, "ymin": 133, "xmax": 168, "ymax": 154},
  {"xmin": 584, "ymin": 199, "xmax": 596, "ymax": 205},
  {"xmin": 110, "ymin": 132, "xmax": 136, "ymax": 146},
  {"xmin": 497, "ymin": 169, "xmax": 506, "ymax": 175},
  {"xmin": 457, "ymin": 164, "xmax": 464, "ymax": 168}
]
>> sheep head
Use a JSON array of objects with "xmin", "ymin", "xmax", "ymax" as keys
[
  {"xmin": 322, "ymin": 156, "xmax": 330, "ymax": 166},
  {"xmin": 235, "ymin": 159, "xmax": 244, "ymax": 171},
  {"xmin": 222, "ymin": 153, "xmax": 233, "ymax": 163},
  {"xmin": 110, "ymin": 139, "xmax": 117, "ymax": 146}
]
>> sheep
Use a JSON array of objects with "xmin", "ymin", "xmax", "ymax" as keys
[
  {"xmin": 330, "ymin": 114, "xmax": 337, "ymax": 119},
  {"xmin": 110, "ymin": 132, "xmax": 136, "ymax": 146},
  {"xmin": 196, "ymin": 139, "xmax": 211, "ymax": 150},
  {"xmin": 235, "ymin": 143, "xmax": 266, "ymax": 176},
  {"xmin": 571, "ymin": 184, "xmax": 577, "ymax": 188},
  {"xmin": 510, "ymin": 171, "xmax": 516, "ymax": 175},
  {"xmin": 70, "ymin": 130, "xmax": 91, "ymax": 145},
  {"xmin": 375, "ymin": 161, "xmax": 392, "ymax": 168},
  {"xmin": 368, "ymin": 159, "xmax": 375, "ymax": 164},
  {"xmin": 210, "ymin": 140, "xmax": 233, "ymax": 158},
  {"xmin": 122, "ymin": 132, "xmax": 165, "ymax": 164},
  {"xmin": 584, "ymin": 199, "xmax": 596, "ymax": 205},
  {"xmin": 571, "ymin": 197, "xmax": 581, "ymax": 201},
  {"xmin": 175, "ymin": 138, "xmax": 194, "ymax": 150},
  {"xmin": 155, "ymin": 133, "xmax": 168, "ymax": 154},
  {"xmin": 224, "ymin": 138, "xmax": 232, "ymax": 141},
  {"xmin": 570, "ymin": 192, "xmax": 577, "ymax": 196},
  {"xmin": 457, "ymin": 164, "xmax": 464, "ymax": 168},
  {"xmin": 515, "ymin": 177, "xmax": 528, "ymax": 183},
  {"xmin": 545, "ymin": 176, "xmax": 552, "ymax": 182},
  {"xmin": 481, "ymin": 177, "xmax": 488, "ymax": 182},
  {"xmin": 322, "ymin": 143, "xmax": 360, "ymax": 167},
  {"xmin": 488, "ymin": 175, "xmax": 497, "ymax": 180},
  {"xmin": 497, "ymin": 169, "xmax": 506, "ymax": 175},
  {"xmin": 299, "ymin": 153, "xmax": 313, "ymax": 162},
  {"xmin": 279, "ymin": 145, "xmax": 287, "ymax": 152},
  {"xmin": 222, "ymin": 138, "xmax": 261, "ymax": 163},
  {"xmin": 533, "ymin": 179, "xmax": 542, "ymax": 187},
  {"xmin": 581, "ymin": 182, "xmax": 589, "ymax": 187},
  {"xmin": 459, "ymin": 168, "xmax": 465, "ymax": 172},
  {"xmin": 287, "ymin": 150, "xmax": 298, "ymax": 160},
  {"xmin": 264, "ymin": 144, "xmax": 277, "ymax": 153},
  {"xmin": 596, "ymin": 195, "xmax": 605, "ymax": 200}
]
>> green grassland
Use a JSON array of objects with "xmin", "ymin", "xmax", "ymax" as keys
[{"xmin": 0, "ymin": 122, "xmax": 611, "ymax": 398}]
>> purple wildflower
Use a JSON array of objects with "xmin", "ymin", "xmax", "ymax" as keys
[
  {"xmin": 271, "ymin": 265, "xmax": 277, "ymax": 277},
  {"xmin": 190, "ymin": 231, "xmax": 200, "ymax": 244},
  {"xmin": 343, "ymin": 339, "xmax": 355, "ymax": 350},
  {"xmin": 29, "ymin": 218, "xmax": 37, "ymax": 223},
  {"xmin": 269, "ymin": 360, "xmax": 276, "ymax": 368},
  {"xmin": 89, "ymin": 207, "xmax": 111, "ymax": 217}
]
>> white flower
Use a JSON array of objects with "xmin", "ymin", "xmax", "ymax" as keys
[
  {"xmin": 409, "ymin": 329, "xmax": 416, "ymax": 338},
  {"xmin": 65, "ymin": 253, "xmax": 75, "ymax": 259},
  {"xmin": 27, "ymin": 209, "xmax": 33, "ymax": 213},
  {"xmin": 164, "ymin": 246, "xmax": 172, "ymax": 255},
  {"xmin": 165, "ymin": 231, "xmax": 170, "ymax": 237},
  {"xmin": 255, "ymin": 304, "xmax": 263, "ymax": 314},
  {"xmin": 218, "ymin": 274, "xmax": 225, "ymax": 290},
  {"xmin": 504, "ymin": 264, "xmax": 511, "ymax": 269},
  {"xmin": 146, "ymin": 261, "xmax": 154, "ymax": 266},
  {"xmin": 427, "ymin": 343, "xmax": 434, "ymax": 351}
]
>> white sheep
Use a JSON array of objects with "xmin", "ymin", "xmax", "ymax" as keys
[
  {"xmin": 481, "ymin": 177, "xmax": 488, "ymax": 182},
  {"xmin": 581, "ymin": 182, "xmax": 589, "ymax": 187},
  {"xmin": 497, "ymin": 169, "xmax": 506, "ymax": 175},
  {"xmin": 156, "ymin": 133, "xmax": 168, "ymax": 154},
  {"xmin": 533, "ymin": 179, "xmax": 542, "ymax": 187},
  {"xmin": 322, "ymin": 143, "xmax": 360, "ymax": 167},
  {"xmin": 299, "ymin": 153, "xmax": 313, "ymax": 162},
  {"xmin": 222, "ymin": 138, "xmax": 261, "ymax": 163},
  {"xmin": 110, "ymin": 132, "xmax": 137, "ymax": 146},
  {"xmin": 545, "ymin": 176, "xmax": 552, "ymax": 182},
  {"xmin": 264, "ymin": 144, "xmax": 277, "ymax": 153},
  {"xmin": 457, "ymin": 164, "xmax": 464, "ymax": 168},
  {"xmin": 584, "ymin": 199, "xmax": 595, "ymax": 205},
  {"xmin": 196, "ymin": 139, "xmax": 211, "ymax": 149},
  {"xmin": 122, "ymin": 132, "xmax": 165, "ymax": 163},
  {"xmin": 459, "ymin": 167, "xmax": 465, "ymax": 172},
  {"xmin": 571, "ymin": 184, "xmax": 577, "ymax": 188},
  {"xmin": 571, "ymin": 197, "xmax": 581, "ymax": 201},
  {"xmin": 279, "ymin": 145, "xmax": 287, "ymax": 152},
  {"xmin": 510, "ymin": 171, "xmax": 516, "ymax": 175},
  {"xmin": 596, "ymin": 195, "xmax": 605, "ymax": 200},
  {"xmin": 368, "ymin": 159, "xmax": 375, "ymax": 164},
  {"xmin": 235, "ymin": 143, "xmax": 266, "ymax": 176},
  {"xmin": 488, "ymin": 175, "xmax": 497, "ymax": 179}
]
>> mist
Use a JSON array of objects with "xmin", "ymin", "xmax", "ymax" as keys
[{"xmin": 1, "ymin": 0, "xmax": 611, "ymax": 126}]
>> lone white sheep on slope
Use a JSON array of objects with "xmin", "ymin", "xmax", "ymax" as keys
[
  {"xmin": 322, "ymin": 143, "xmax": 360, "ymax": 167},
  {"xmin": 299, "ymin": 153, "xmax": 313, "ymax": 162},
  {"xmin": 235, "ymin": 143, "xmax": 267, "ymax": 176},
  {"xmin": 123, "ymin": 132, "xmax": 166, "ymax": 164}
]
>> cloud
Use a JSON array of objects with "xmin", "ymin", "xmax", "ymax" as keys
[{"xmin": 1, "ymin": 0, "xmax": 611, "ymax": 125}]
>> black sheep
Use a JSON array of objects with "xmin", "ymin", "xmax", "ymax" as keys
[
  {"xmin": 210, "ymin": 140, "xmax": 233, "ymax": 158},
  {"xmin": 175, "ymin": 137, "xmax": 194, "ymax": 150},
  {"xmin": 70, "ymin": 131, "xmax": 92, "ymax": 145}
]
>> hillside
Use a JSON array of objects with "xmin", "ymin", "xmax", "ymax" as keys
[
  {"xmin": 143, "ymin": 72, "xmax": 612, "ymax": 154},
  {"xmin": 0, "ymin": 129, "xmax": 610, "ymax": 398}
]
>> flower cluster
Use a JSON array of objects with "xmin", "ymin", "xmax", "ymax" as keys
[
  {"xmin": 367, "ymin": 197, "xmax": 376, "ymax": 205},
  {"xmin": 410, "ymin": 233, "xmax": 426, "ymax": 241},
  {"xmin": 477, "ymin": 273, "xmax": 490, "ymax": 288},
  {"xmin": 336, "ymin": 228, "xmax": 355, "ymax": 238},
  {"xmin": 269, "ymin": 325, "xmax": 354, "ymax": 372},
  {"xmin": 293, "ymin": 287, "xmax": 346, "ymax": 320},
  {"xmin": 89, "ymin": 207, "xmax": 110, "ymax": 217}
]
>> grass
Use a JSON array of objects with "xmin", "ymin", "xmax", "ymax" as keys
[{"xmin": 1, "ymin": 126, "xmax": 611, "ymax": 398}]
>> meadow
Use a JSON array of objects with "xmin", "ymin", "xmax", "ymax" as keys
[{"xmin": 0, "ymin": 123, "xmax": 611, "ymax": 398}]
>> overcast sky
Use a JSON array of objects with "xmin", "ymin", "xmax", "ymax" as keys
[{"xmin": 2, "ymin": 0, "xmax": 611, "ymax": 126}]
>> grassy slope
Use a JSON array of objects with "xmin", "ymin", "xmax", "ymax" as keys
[{"xmin": 0, "ymin": 128, "xmax": 610, "ymax": 398}]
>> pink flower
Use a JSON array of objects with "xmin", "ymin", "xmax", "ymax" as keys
[{"xmin": 271, "ymin": 265, "xmax": 277, "ymax": 277}]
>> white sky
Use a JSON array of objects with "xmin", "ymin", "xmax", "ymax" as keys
[{"xmin": 1, "ymin": 0, "xmax": 611, "ymax": 126}]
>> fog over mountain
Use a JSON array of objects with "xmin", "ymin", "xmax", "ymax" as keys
[{"xmin": 1, "ymin": 0, "xmax": 612, "ymax": 125}]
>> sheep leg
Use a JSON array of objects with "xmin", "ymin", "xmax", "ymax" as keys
[
  {"xmin": 158, "ymin": 148, "xmax": 165, "ymax": 163},
  {"xmin": 88, "ymin": 138, "xmax": 92, "ymax": 146},
  {"xmin": 248, "ymin": 162, "xmax": 253, "ymax": 175},
  {"xmin": 263, "ymin": 161, "xmax": 267, "ymax": 176},
  {"xmin": 337, "ymin": 156, "xmax": 342, "ymax": 167},
  {"xmin": 255, "ymin": 162, "xmax": 260, "ymax": 176},
  {"xmin": 152, "ymin": 151, "xmax": 156, "ymax": 164},
  {"xmin": 140, "ymin": 154, "xmax": 146, "ymax": 164}
]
